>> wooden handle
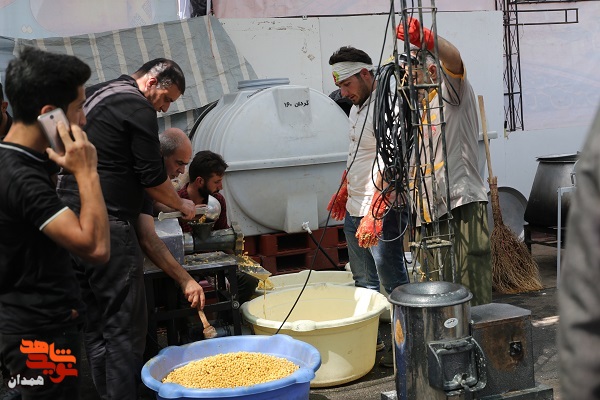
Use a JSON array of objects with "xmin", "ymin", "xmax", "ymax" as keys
[
  {"xmin": 198, "ymin": 309, "xmax": 210, "ymax": 329},
  {"xmin": 478, "ymin": 95, "xmax": 494, "ymax": 179},
  {"xmin": 198, "ymin": 309, "xmax": 217, "ymax": 339}
]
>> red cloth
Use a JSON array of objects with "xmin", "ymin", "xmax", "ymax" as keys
[{"xmin": 177, "ymin": 184, "xmax": 229, "ymax": 232}]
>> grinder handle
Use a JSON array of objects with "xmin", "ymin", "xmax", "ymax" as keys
[
  {"xmin": 157, "ymin": 206, "xmax": 206, "ymax": 221},
  {"xmin": 156, "ymin": 195, "xmax": 221, "ymax": 221}
]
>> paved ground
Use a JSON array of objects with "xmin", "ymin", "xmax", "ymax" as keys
[
  {"xmin": 0, "ymin": 244, "xmax": 561, "ymax": 399},
  {"xmin": 309, "ymin": 243, "xmax": 561, "ymax": 400}
]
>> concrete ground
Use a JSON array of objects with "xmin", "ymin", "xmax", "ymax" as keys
[
  {"xmin": 0, "ymin": 244, "xmax": 561, "ymax": 400},
  {"xmin": 309, "ymin": 243, "xmax": 561, "ymax": 400}
]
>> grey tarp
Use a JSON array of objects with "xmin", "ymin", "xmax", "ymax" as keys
[{"xmin": 0, "ymin": 15, "xmax": 257, "ymax": 132}]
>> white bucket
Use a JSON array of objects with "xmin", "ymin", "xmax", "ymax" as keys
[
  {"xmin": 255, "ymin": 270, "xmax": 354, "ymax": 295},
  {"xmin": 241, "ymin": 283, "xmax": 388, "ymax": 387}
]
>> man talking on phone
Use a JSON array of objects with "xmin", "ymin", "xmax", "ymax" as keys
[
  {"xmin": 56, "ymin": 58, "xmax": 195, "ymax": 399},
  {"xmin": 0, "ymin": 47, "xmax": 110, "ymax": 399}
]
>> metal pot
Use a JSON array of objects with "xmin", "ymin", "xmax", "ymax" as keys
[{"xmin": 524, "ymin": 153, "xmax": 579, "ymax": 228}]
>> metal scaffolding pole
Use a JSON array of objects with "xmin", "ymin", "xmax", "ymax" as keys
[
  {"xmin": 381, "ymin": 0, "xmax": 455, "ymax": 284},
  {"xmin": 496, "ymin": 0, "xmax": 525, "ymax": 132}
]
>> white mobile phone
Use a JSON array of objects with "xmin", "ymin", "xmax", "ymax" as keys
[{"xmin": 37, "ymin": 108, "xmax": 69, "ymax": 155}]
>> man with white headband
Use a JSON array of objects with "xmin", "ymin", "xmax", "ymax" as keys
[{"xmin": 327, "ymin": 46, "xmax": 409, "ymax": 361}]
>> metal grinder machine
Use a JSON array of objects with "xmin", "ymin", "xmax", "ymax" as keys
[
  {"xmin": 143, "ymin": 196, "xmax": 270, "ymax": 355},
  {"xmin": 382, "ymin": 282, "xmax": 554, "ymax": 400}
]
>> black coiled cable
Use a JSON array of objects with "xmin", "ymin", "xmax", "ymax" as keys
[{"xmin": 371, "ymin": 62, "xmax": 414, "ymax": 230}]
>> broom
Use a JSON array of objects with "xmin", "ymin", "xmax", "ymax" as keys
[{"xmin": 478, "ymin": 95, "xmax": 543, "ymax": 294}]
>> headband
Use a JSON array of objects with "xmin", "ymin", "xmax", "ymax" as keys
[{"xmin": 331, "ymin": 62, "xmax": 373, "ymax": 84}]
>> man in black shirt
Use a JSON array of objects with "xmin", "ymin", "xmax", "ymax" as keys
[
  {"xmin": 56, "ymin": 59, "xmax": 195, "ymax": 399},
  {"xmin": 0, "ymin": 81, "xmax": 16, "ymax": 398},
  {"xmin": 0, "ymin": 82, "xmax": 12, "ymax": 140},
  {"xmin": 0, "ymin": 47, "xmax": 109, "ymax": 399}
]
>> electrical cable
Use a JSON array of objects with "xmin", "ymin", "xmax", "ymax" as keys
[
  {"xmin": 306, "ymin": 230, "xmax": 341, "ymax": 269},
  {"xmin": 274, "ymin": 219, "xmax": 342, "ymax": 335},
  {"xmin": 367, "ymin": 50, "xmax": 416, "ymax": 246}
]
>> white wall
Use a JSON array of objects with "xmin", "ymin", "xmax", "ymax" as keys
[
  {"xmin": 2, "ymin": 0, "xmax": 593, "ymax": 202},
  {"xmin": 221, "ymin": 13, "xmax": 505, "ymax": 133},
  {"xmin": 219, "ymin": 9, "xmax": 595, "ymax": 202},
  {"xmin": 212, "ymin": 0, "xmax": 498, "ymax": 18},
  {"xmin": 0, "ymin": 0, "xmax": 177, "ymax": 38},
  {"xmin": 492, "ymin": 2, "xmax": 597, "ymax": 198},
  {"xmin": 221, "ymin": 11, "xmax": 505, "ymax": 184},
  {"xmin": 220, "ymin": 18, "xmax": 323, "ymax": 89}
]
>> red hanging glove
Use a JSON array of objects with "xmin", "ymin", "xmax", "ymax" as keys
[
  {"xmin": 327, "ymin": 171, "xmax": 348, "ymax": 221},
  {"xmin": 396, "ymin": 17, "xmax": 434, "ymax": 51},
  {"xmin": 356, "ymin": 191, "xmax": 387, "ymax": 248}
]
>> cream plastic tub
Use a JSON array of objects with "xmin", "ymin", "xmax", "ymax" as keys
[
  {"xmin": 241, "ymin": 283, "xmax": 388, "ymax": 387},
  {"xmin": 255, "ymin": 270, "xmax": 354, "ymax": 295}
]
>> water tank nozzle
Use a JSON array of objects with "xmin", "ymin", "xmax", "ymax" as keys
[{"xmin": 301, "ymin": 222, "xmax": 312, "ymax": 234}]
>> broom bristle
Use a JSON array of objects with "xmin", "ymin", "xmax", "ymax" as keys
[
  {"xmin": 491, "ymin": 223, "xmax": 544, "ymax": 294},
  {"xmin": 487, "ymin": 176, "xmax": 543, "ymax": 294}
]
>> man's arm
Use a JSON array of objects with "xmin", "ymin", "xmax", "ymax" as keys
[
  {"xmin": 397, "ymin": 17, "xmax": 464, "ymax": 76},
  {"xmin": 43, "ymin": 122, "xmax": 110, "ymax": 264},
  {"xmin": 436, "ymin": 35, "xmax": 464, "ymax": 76},
  {"xmin": 135, "ymin": 213, "xmax": 205, "ymax": 309},
  {"xmin": 127, "ymin": 106, "xmax": 195, "ymax": 220},
  {"xmin": 146, "ymin": 179, "xmax": 196, "ymax": 219},
  {"xmin": 152, "ymin": 201, "xmax": 175, "ymax": 214}
]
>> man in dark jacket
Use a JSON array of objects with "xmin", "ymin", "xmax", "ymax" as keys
[
  {"xmin": 559, "ymin": 106, "xmax": 600, "ymax": 400},
  {"xmin": 57, "ymin": 58, "xmax": 195, "ymax": 399}
]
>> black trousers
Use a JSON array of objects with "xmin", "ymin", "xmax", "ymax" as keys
[{"xmin": 74, "ymin": 219, "xmax": 147, "ymax": 400}]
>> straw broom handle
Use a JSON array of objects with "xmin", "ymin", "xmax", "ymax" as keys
[
  {"xmin": 479, "ymin": 95, "xmax": 503, "ymax": 225},
  {"xmin": 478, "ymin": 95, "xmax": 493, "ymax": 179}
]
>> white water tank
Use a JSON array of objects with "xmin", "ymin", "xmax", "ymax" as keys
[{"xmin": 190, "ymin": 78, "xmax": 348, "ymax": 236}]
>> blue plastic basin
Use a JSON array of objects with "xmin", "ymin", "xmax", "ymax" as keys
[{"xmin": 141, "ymin": 334, "xmax": 321, "ymax": 399}]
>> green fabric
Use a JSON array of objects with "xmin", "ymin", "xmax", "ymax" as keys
[{"xmin": 416, "ymin": 201, "xmax": 492, "ymax": 305}]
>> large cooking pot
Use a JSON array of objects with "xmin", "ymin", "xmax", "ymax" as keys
[{"xmin": 524, "ymin": 153, "xmax": 579, "ymax": 228}]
